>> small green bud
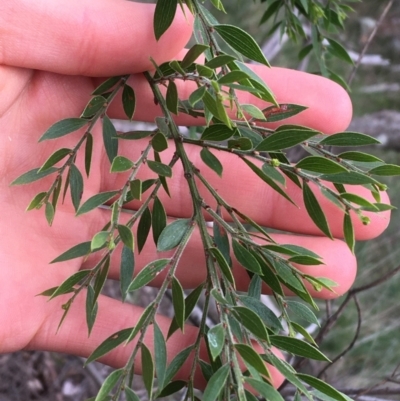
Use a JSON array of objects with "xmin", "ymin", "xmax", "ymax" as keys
[
  {"xmin": 271, "ymin": 159, "xmax": 280, "ymax": 167},
  {"xmin": 360, "ymin": 215, "xmax": 371, "ymax": 225}
]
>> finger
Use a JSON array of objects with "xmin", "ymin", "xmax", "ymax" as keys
[
  {"xmin": 102, "ymin": 140, "xmax": 391, "ymax": 240},
  {"xmin": 25, "ymin": 293, "xmax": 284, "ymax": 389},
  {"xmin": 107, "ymin": 65, "xmax": 352, "ymax": 134},
  {"xmin": 0, "ymin": 0, "xmax": 193, "ymax": 76}
]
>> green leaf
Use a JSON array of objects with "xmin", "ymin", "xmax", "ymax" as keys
[
  {"xmin": 320, "ymin": 132, "xmax": 380, "ymax": 147},
  {"xmin": 157, "ymin": 381, "xmax": 187, "ymax": 398},
  {"xmin": 209, "ymin": 247, "xmax": 235, "ymax": 285},
  {"xmin": 92, "ymin": 76, "xmax": 122, "ymax": 95},
  {"xmin": 141, "ymin": 343, "xmax": 154, "ymax": 399},
  {"xmin": 147, "ymin": 160, "xmax": 172, "ymax": 178},
  {"xmin": 127, "ymin": 259, "xmax": 169, "ymax": 292},
  {"xmin": 289, "ymin": 255, "xmax": 324, "ymax": 265},
  {"xmin": 85, "ymin": 133, "xmax": 93, "ymax": 177},
  {"xmin": 270, "ymin": 335, "xmax": 330, "ymax": 361},
  {"xmin": 81, "ymin": 95, "xmax": 106, "ymax": 118},
  {"xmin": 26, "ymin": 192, "xmax": 47, "ymax": 211},
  {"xmin": 286, "ymin": 300, "xmax": 320, "ymax": 326},
  {"xmin": 125, "ymin": 302, "xmax": 155, "ymax": 344},
  {"xmin": 297, "ymin": 374, "xmax": 349, "ymax": 401},
  {"xmin": 129, "ymin": 179, "xmax": 142, "ymax": 201},
  {"xmin": 169, "ymin": 60, "xmax": 186, "ymax": 75},
  {"xmin": 117, "ymin": 224, "xmax": 134, "ymax": 250},
  {"xmin": 51, "ymin": 241, "xmax": 91, "ymax": 263},
  {"xmin": 228, "ymin": 137, "xmax": 253, "ymax": 150},
  {"xmin": 77, "ymin": 191, "xmax": 118, "ymax": 216},
  {"xmin": 235, "ymin": 344, "xmax": 270, "ymax": 377},
  {"xmin": 164, "ymin": 346, "xmax": 193, "ymax": 386},
  {"xmin": 91, "ymin": 231, "xmax": 109, "ymax": 251},
  {"xmin": 166, "ymin": 80, "xmax": 179, "ymax": 115},
  {"xmin": 206, "ymin": 54, "xmax": 236, "ymax": 69},
  {"xmin": 343, "ymin": 213, "xmax": 355, "ymax": 253},
  {"xmin": 189, "ymin": 86, "xmax": 207, "ymax": 107},
  {"xmin": 232, "ymin": 240, "xmax": 262, "ymax": 274},
  {"xmin": 50, "ymin": 270, "xmax": 91, "ymax": 299},
  {"xmin": 200, "ymin": 148, "xmax": 223, "ymax": 177},
  {"xmin": 122, "ymin": 84, "xmax": 136, "ymax": 120},
  {"xmin": 369, "ymin": 164, "xmax": 400, "ymax": 176},
  {"xmin": 207, "ymin": 323, "xmax": 225, "ymax": 361},
  {"xmin": 242, "ymin": 158, "xmax": 296, "ymax": 205},
  {"xmin": 181, "ymin": 44, "xmax": 209, "ymax": 68},
  {"xmin": 152, "ymin": 196, "xmax": 167, "ymax": 245},
  {"xmin": 120, "ymin": 245, "xmax": 134, "ymax": 301},
  {"xmin": 263, "ymin": 103, "xmax": 307, "ymax": 122},
  {"xmin": 124, "ymin": 388, "xmax": 140, "ymax": 401},
  {"xmin": 303, "ymin": 182, "xmax": 332, "ymax": 238},
  {"xmin": 218, "ymin": 70, "xmax": 251, "ymax": 85},
  {"xmin": 118, "ymin": 130, "xmax": 152, "ymax": 140},
  {"xmin": 39, "ymin": 118, "xmax": 87, "ymax": 142},
  {"xmin": 340, "ymin": 193, "xmax": 378, "ymax": 210},
  {"xmin": 11, "ymin": 167, "xmax": 58, "ymax": 186},
  {"xmin": 239, "ymin": 295, "xmax": 283, "ymax": 332},
  {"xmin": 154, "ymin": 322, "xmax": 167, "ymax": 389},
  {"xmin": 93, "ymin": 257, "xmax": 110, "ymax": 306},
  {"xmin": 86, "ymin": 286, "xmax": 97, "ymax": 335},
  {"xmin": 152, "ymin": 132, "xmax": 168, "ymax": 153},
  {"xmin": 39, "ymin": 148, "xmax": 71, "ymax": 172},
  {"xmin": 320, "ymin": 172, "xmax": 381, "ymax": 186},
  {"xmin": 196, "ymin": 64, "xmax": 215, "ymax": 78},
  {"xmin": 214, "ymin": 24, "xmax": 270, "ymax": 66},
  {"xmin": 202, "ymin": 364, "xmax": 230, "ymax": 401},
  {"xmin": 241, "ymin": 103, "xmax": 266, "ymax": 120},
  {"xmin": 110, "ymin": 156, "xmax": 134, "ymax": 173},
  {"xmin": 153, "ymin": 0, "xmax": 178, "ymax": 40},
  {"xmin": 338, "ymin": 151, "xmax": 383, "ymax": 163},
  {"xmin": 232, "ymin": 306, "xmax": 269, "ymax": 341},
  {"xmin": 70, "ymin": 164, "xmax": 83, "ymax": 212},
  {"xmin": 95, "ymin": 369, "xmax": 123, "ymax": 401},
  {"xmin": 157, "ymin": 219, "xmax": 191, "ymax": 252},
  {"xmin": 327, "ymin": 38, "xmax": 354, "ymax": 65},
  {"xmin": 245, "ymin": 378, "xmax": 284, "ymax": 401},
  {"xmin": 256, "ymin": 129, "xmax": 318, "ymax": 151},
  {"xmin": 296, "ymin": 156, "xmax": 347, "ymax": 174},
  {"xmin": 172, "ymin": 277, "xmax": 185, "ymax": 331},
  {"xmin": 167, "ymin": 284, "xmax": 204, "ymax": 339},
  {"xmin": 201, "ymin": 124, "xmax": 236, "ymax": 141},
  {"xmin": 102, "ymin": 115, "xmax": 118, "ymax": 164},
  {"xmin": 137, "ymin": 206, "xmax": 152, "ymax": 253},
  {"xmin": 45, "ymin": 202, "xmax": 55, "ymax": 226}
]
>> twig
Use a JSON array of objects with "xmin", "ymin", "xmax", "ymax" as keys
[{"xmin": 348, "ymin": 0, "xmax": 394, "ymax": 86}]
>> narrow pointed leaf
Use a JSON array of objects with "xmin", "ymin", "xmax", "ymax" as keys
[
  {"xmin": 85, "ymin": 285, "xmax": 98, "ymax": 335},
  {"xmin": 218, "ymin": 70, "xmax": 251, "ymax": 85},
  {"xmin": 201, "ymin": 124, "xmax": 236, "ymax": 141},
  {"xmin": 214, "ymin": 24, "xmax": 270, "ymax": 66},
  {"xmin": 320, "ymin": 132, "xmax": 379, "ymax": 146},
  {"xmin": 122, "ymin": 84, "xmax": 136, "ymax": 120},
  {"xmin": 189, "ymin": 86, "xmax": 207, "ymax": 107},
  {"xmin": 85, "ymin": 132, "xmax": 93, "ymax": 177},
  {"xmin": 125, "ymin": 388, "xmax": 141, "ymax": 401},
  {"xmin": 81, "ymin": 95, "xmax": 106, "ymax": 118},
  {"xmin": 297, "ymin": 374, "xmax": 349, "ymax": 401},
  {"xmin": 369, "ymin": 164, "xmax": 400, "ymax": 176},
  {"xmin": 172, "ymin": 277, "xmax": 185, "ymax": 331},
  {"xmin": 270, "ymin": 335, "xmax": 330, "ymax": 361},
  {"xmin": 102, "ymin": 115, "xmax": 118, "ymax": 163},
  {"xmin": 205, "ymin": 54, "xmax": 236, "ymax": 69},
  {"xmin": 77, "ymin": 191, "xmax": 118, "ymax": 216},
  {"xmin": 154, "ymin": 322, "xmax": 167, "ymax": 389},
  {"xmin": 92, "ymin": 76, "xmax": 122, "ymax": 95},
  {"xmin": 91, "ymin": 231, "xmax": 109, "ymax": 251},
  {"xmin": 245, "ymin": 378, "xmax": 284, "ymax": 401},
  {"xmin": 232, "ymin": 239, "xmax": 262, "ymax": 274},
  {"xmin": 232, "ymin": 306, "xmax": 269, "ymax": 341},
  {"xmin": 127, "ymin": 259, "xmax": 169, "ymax": 292},
  {"xmin": 286, "ymin": 301, "xmax": 320, "ymax": 326},
  {"xmin": 157, "ymin": 219, "xmax": 191, "ymax": 252},
  {"xmin": 343, "ymin": 213, "xmax": 355, "ymax": 253},
  {"xmin": 39, "ymin": 148, "xmax": 71, "ymax": 172},
  {"xmin": 200, "ymin": 148, "xmax": 223, "ymax": 176},
  {"xmin": 181, "ymin": 44, "xmax": 209, "ymax": 68},
  {"xmin": 263, "ymin": 104, "xmax": 307, "ymax": 122},
  {"xmin": 141, "ymin": 343, "xmax": 154, "ymax": 399},
  {"xmin": 120, "ymin": 245, "xmax": 134, "ymax": 301},
  {"xmin": 70, "ymin": 164, "xmax": 83, "ymax": 212},
  {"xmin": 137, "ymin": 206, "xmax": 152, "ymax": 253},
  {"xmin": 45, "ymin": 202, "xmax": 55, "ymax": 226},
  {"xmin": 152, "ymin": 196, "xmax": 167, "ymax": 245},
  {"xmin": 303, "ymin": 182, "xmax": 332, "ymax": 238},
  {"xmin": 147, "ymin": 160, "xmax": 172, "ymax": 178},
  {"xmin": 26, "ymin": 192, "xmax": 47, "ymax": 211},
  {"xmin": 202, "ymin": 364, "xmax": 230, "ymax": 401},
  {"xmin": 95, "ymin": 369, "xmax": 123, "ymax": 401},
  {"xmin": 296, "ymin": 156, "xmax": 347, "ymax": 174},
  {"xmin": 39, "ymin": 118, "xmax": 87, "ymax": 141},
  {"xmin": 235, "ymin": 344, "xmax": 270, "ymax": 377},
  {"xmin": 327, "ymin": 38, "xmax": 354, "ymax": 65},
  {"xmin": 256, "ymin": 129, "xmax": 318, "ymax": 151},
  {"xmin": 50, "ymin": 270, "xmax": 91, "ymax": 299},
  {"xmin": 207, "ymin": 323, "xmax": 225, "ymax": 361},
  {"xmin": 51, "ymin": 241, "xmax": 91, "ymax": 263},
  {"xmin": 117, "ymin": 224, "xmax": 134, "ymax": 250},
  {"xmin": 166, "ymin": 80, "xmax": 179, "ymax": 115},
  {"xmin": 163, "ymin": 346, "xmax": 193, "ymax": 386},
  {"xmin": 11, "ymin": 167, "xmax": 58, "ymax": 186},
  {"xmin": 209, "ymin": 247, "xmax": 235, "ymax": 285},
  {"xmin": 154, "ymin": 0, "xmax": 178, "ymax": 40}
]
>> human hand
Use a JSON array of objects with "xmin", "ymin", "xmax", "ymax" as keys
[{"xmin": 0, "ymin": 0, "xmax": 390, "ymax": 391}]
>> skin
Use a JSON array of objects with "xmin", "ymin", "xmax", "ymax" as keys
[{"xmin": 0, "ymin": 0, "xmax": 391, "ymax": 391}]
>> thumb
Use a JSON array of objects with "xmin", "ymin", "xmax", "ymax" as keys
[{"xmin": 0, "ymin": 0, "xmax": 193, "ymax": 76}]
